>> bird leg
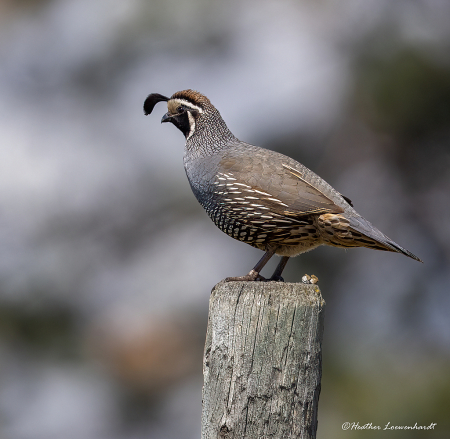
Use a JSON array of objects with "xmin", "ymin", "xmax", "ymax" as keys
[
  {"xmin": 225, "ymin": 249, "xmax": 276, "ymax": 282},
  {"xmin": 269, "ymin": 256, "xmax": 290, "ymax": 282}
]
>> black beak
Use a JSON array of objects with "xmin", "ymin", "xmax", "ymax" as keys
[{"xmin": 161, "ymin": 112, "xmax": 172, "ymax": 123}]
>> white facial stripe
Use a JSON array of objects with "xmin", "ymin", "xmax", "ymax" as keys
[
  {"xmin": 186, "ymin": 111, "xmax": 196, "ymax": 140},
  {"xmin": 172, "ymin": 99, "xmax": 204, "ymax": 113}
]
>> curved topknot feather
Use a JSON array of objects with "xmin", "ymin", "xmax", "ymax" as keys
[{"xmin": 143, "ymin": 93, "xmax": 169, "ymax": 116}]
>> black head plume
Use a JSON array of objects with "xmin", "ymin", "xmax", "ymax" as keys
[{"xmin": 143, "ymin": 93, "xmax": 169, "ymax": 116}]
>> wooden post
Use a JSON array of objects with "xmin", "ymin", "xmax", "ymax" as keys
[{"xmin": 202, "ymin": 281, "xmax": 325, "ymax": 439}]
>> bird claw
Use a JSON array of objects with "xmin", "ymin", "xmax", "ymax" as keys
[
  {"xmin": 302, "ymin": 274, "xmax": 319, "ymax": 284},
  {"xmin": 269, "ymin": 275, "xmax": 285, "ymax": 282},
  {"xmin": 224, "ymin": 271, "xmax": 266, "ymax": 282}
]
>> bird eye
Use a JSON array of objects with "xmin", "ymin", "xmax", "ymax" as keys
[{"xmin": 177, "ymin": 106, "xmax": 184, "ymax": 113}]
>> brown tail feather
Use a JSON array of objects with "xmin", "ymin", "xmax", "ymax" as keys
[{"xmin": 318, "ymin": 213, "xmax": 422, "ymax": 262}]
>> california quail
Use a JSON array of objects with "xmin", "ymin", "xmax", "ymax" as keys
[{"xmin": 144, "ymin": 90, "xmax": 422, "ymax": 281}]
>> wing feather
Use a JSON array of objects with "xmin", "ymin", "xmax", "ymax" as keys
[{"xmin": 219, "ymin": 154, "xmax": 344, "ymax": 218}]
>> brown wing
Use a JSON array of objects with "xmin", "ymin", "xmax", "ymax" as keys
[{"xmin": 218, "ymin": 154, "xmax": 344, "ymax": 218}]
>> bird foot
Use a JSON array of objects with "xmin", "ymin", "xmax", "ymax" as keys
[
  {"xmin": 301, "ymin": 274, "xmax": 319, "ymax": 284},
  {"xmin": 269, "ymin": 275, "xmax": 285, "ymax": 282},
  {"xmin": 225, "ymin": 269, "xmax": 266, "ymax": 282}
]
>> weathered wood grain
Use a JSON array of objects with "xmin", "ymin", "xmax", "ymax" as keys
[{"xmin": 202, "ymin": 281, "xmax": 325, "ymax": 439}]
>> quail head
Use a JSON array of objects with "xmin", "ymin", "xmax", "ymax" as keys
[{"xmin": 144, "ymin": 90, "xmax": 421, "ymax": 281}]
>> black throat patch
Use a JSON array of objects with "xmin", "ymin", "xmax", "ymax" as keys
[{"xmin": 171, "ymin": 112, "xmax": 192, "ymax": 138}]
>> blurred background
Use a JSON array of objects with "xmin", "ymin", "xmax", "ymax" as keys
[{"xmin": 0, "ymin": 0, "xmax": 449, "ymax": 438}]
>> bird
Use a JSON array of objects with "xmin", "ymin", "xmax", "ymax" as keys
[{"xmin": 143, "ymin": 89, "xmax": 422, "ymax": 282}]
